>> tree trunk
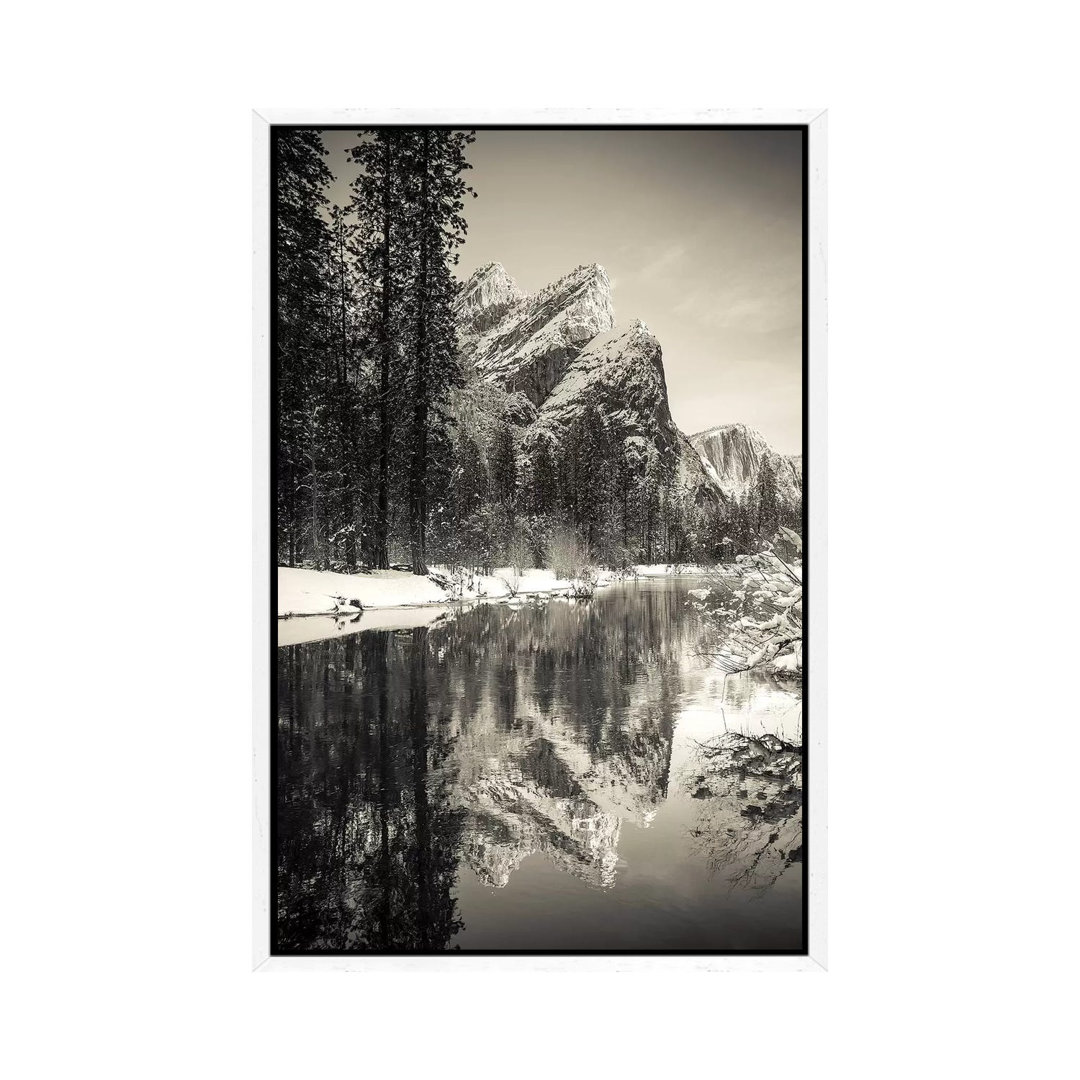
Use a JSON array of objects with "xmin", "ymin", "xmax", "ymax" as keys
[
  {"xmin": 410, "ymin": 133, "xmax": 431, "ymax": 576},
  {"xmin": 374, "ymin": 144, "xmax": 393, "ymax": 570},
  {"xmin": 337, "ymin": 222, "xmax": 357, "ymax": 572}
]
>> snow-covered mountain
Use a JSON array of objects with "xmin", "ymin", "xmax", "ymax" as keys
[
  {"xmin": 458, "ymin": 262, "xmax": 616, "ymax": 405},
  {"xmin": 454, "ymin": 261, "xmax": 526, "ymax": 336},
  {"xmin": 690, "ymin": 423, "xmax": 802, "ymax": 508},
  {"xmin": 455, "ymin": 262, "xmax": 720, "ymax": 499}
]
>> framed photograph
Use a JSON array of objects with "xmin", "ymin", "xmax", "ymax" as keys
[{"xmin": 253, "ymin": 109, "xmax": 826, "ymax": 970}]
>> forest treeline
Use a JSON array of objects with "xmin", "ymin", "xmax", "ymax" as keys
[{"xmin": 275, "ymin": 129, "xmax": 797, "ymax": 576}]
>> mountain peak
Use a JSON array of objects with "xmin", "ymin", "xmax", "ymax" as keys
[
  {"xmin": 455, "ymin": 259, "xmax": 721, "ymax": 501},
  {"xmin": 531, "ymin": 262, "xmax": 611, "ymax": 304},
  {"xmin": 465, "ymin": 262, "xmax": 616, "ymax": 405},
  {"xmin": 468, "ymin": 260, "xmax": 516, "ymax": 286},
  {"xmin": 690, "ymin": 424, "xmax": 802, "ymax": 505},
  {"xmin": 455, "ymin": 262, "xmax": 525, "ymax": 334},
  {"xmin": 691, "ymin": 421, "xmax": 762, "ymax": 442}
]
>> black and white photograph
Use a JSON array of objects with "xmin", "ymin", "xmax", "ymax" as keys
[{"xmin": 272, "ymin": 125, "xmax": 809, "ymax": 954}]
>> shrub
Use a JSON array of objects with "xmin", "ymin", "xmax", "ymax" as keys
[
  {"xmin": 692, "ymin": 529, "xmax": 803, "ymax": 674},
  {"xmin": 547, "ymin": 525, "xmax": 590, "ymax": 579}
]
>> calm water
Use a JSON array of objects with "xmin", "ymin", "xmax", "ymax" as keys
[{"xmin": 275, "ymin": 576, "xmax": 804, "ymax": 953}]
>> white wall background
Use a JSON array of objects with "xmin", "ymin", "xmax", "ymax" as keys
[{"xmin": 3, "ymin": 3, "xmax": 1075, "ymax": 1076}]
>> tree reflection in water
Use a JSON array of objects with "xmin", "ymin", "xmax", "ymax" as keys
[
  {"xmin": 277, "ymin": 628, "xmax": 465, "ymax": 951},
  {"xmin": 685, "ymin": 724, "xmax": 803, "ymax": 895}
]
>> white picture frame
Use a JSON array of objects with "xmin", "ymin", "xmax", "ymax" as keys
[{"xmin": 252, "ymin": 109, "xmax": 827, "ymax": 972}]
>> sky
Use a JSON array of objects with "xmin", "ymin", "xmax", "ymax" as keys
[{"xmin": 319, "ymin": 128, "xmax": 803, "ymax": 455}]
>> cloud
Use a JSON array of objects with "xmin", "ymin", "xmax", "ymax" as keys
[{"xmin": 672, "ymin": 257, "xmax": 801, "ymax": 334}]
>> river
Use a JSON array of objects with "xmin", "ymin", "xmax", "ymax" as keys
[{"xmin": 275, "ymin": 575, "xmax": 804, "ymax": 953}]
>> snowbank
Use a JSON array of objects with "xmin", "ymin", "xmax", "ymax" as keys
[
  {"xmin": 278, "ymin": 567, "xmax": 450, "ymax": 617},
  {"xmin": 433, "ymin": 566, "xmax": 623, "ymax": 599},
  {"xmin": 632, "ymin": 564, "xmax": 712, "ymax": 577},
  {"xmin": 278, "ymin": 565, "xmax": 626, "ymax": 620}
]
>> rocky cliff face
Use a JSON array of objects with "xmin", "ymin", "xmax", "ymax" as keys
[
  {"xmin": 690, "ymin": 423, "xmax": 802, "ymax": 509},
  {"xmin": 535, "ymin": 321, "xmax": 669, "ymax": 439},
  {"xmin": 530, "ymin": 319, "xmax": 712, "ymax": 491},
  {"xmin": 454, "ymin": 261, "xmax": 526, "ymax": 336},
  {"xmin": 457, "ymin": 263, "xmax": 616, "ymax": 407},
  {"xmin": 787, "ymin": 454, "xmax": 803, "ymax": 489},
  {"xmin": 456, "ymin": 262, "xmax": 719, "ymax": 500}
]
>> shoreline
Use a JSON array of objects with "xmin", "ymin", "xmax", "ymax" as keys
[{"xmin": 277, "ymin": 563, "xmax": 718, "ymax": 621}]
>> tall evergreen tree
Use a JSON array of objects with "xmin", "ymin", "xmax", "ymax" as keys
[
  {"xmin": 326, "ymin": 204, "xmax": 363, "ymax": 570},
  {"xmin": 489, "ymin": 420, "xmax": 517, "ymax": 511},
  {"xmin": 640, "ymin": 450, "xmax": 662, "ymax": 563},
  {"xmin": 349, "ymin": 130, "xmax": 414, "ymax": 569},
  {"xmin": 557, "ymin": 421, "xmax": 582, "ymax": 527},
  {"xmin": 527, "ymin": 439, "xmax": 557, "ymax": 516},
  {"xmin": 448, "ymin": 431, "xmax": 488, "ymax": 564},
  {"xmin": 401, "ymin": 130, "xmax": 475, "ymax": 573},
  {"xmin": 614, "ymin": 443, "xmax": 635, "ymax": 556},
  {"xmin": 755, "ymin": 456, "xmax": 780, "ymax": 538},
  {"xmin": 274, "ymin": 130, "xmax": 332, "ymax": 567},
  {"xmin": 577, "ymin": 401, "xmax": 605, "ymax": 547}
]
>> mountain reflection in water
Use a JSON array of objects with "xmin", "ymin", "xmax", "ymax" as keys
[{"xmin": 275, "ymin": 577, "xmax": 804, "ymax": 953}]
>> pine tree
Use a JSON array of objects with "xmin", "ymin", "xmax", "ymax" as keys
[
  {"xmin": 640, "ymin": 450, "xmax": 662, "ymax": 563},
  {"xmin": 527, "ymin": 439, "xmax": 557, "ymax": 517},
  {"xmin": 449, "ymin": 432, "xmax": 488, "ymax": 565},
  {"xmin": 349, "ymin": 130, "xmax": 414, "ymax": 569},
  {"xmin": 557, "ymin": 421, "xmax": 582, "ymax": 527},
  {"xmin": 326, "ymin": 204, "xmax": 363, "ymax": 570},
  {"xmin": 489, "ymin": 420, "xmax": 517, "ymax": 511},
  {"xmin": 576, "ymin": 400, "xmax": 605, "ymax": 553},
  {"xmin": 615, "ymin": 447, "xmax": 635, "ymax": 558},
  {"xmin": 402, "ymin": 129, "xmax": 475, "ymax": 573},
  {"xmin": 596, "ymin": 419, "xmax": 627, "ymax": 564},
  {"xmin": 274, "ymin": 129, "xmax": 332, "ymax": 567},
  {"xmin": 755, "ymin": 456, "xmax": 780, "ymax": 539}
]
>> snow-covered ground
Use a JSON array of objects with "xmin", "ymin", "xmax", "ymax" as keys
[
  {"xmin": 279, "ymin": 568, "xmax": 449, "ymax": 617},
  {"xmin": 277, "ymin": 565, "xmax": 628, "ymax": 619},
  {"xmin": 631, "ymin": 563, "xmax": 712, "ymax": 577}
]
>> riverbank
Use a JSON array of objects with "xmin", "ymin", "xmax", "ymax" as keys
[
  {"xmin": 277, "ymin": 563, "xmax": 715, "ymax": 618},
  {"xmin": 279, "ymin": 565, "xmax": 605, "ymax": 618}
]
